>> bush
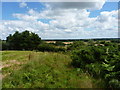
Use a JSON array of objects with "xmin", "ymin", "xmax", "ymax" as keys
[
  {"xmin": 37, "ymin": 44, "xmax": 66, "ymax": 52},
  {"xmin": 71, "ymin": 41, "xmax": 120, "ymax": 88},
  {"xmin": 71, "ymin": 46, "xmax": 106, "ymax": 68},
  {"xmin": 37, "ymin": 44, "xmax": 55, "ymax": 52},
  {"xmin": 55, "ymin": 41, "xmax": 65, "ymax": 46},
  {"xmin": 67, "ymin": 41, "xmax": 86, "ymax": 50}
]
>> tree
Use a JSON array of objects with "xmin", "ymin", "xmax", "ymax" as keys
[
  {"xmin": 6, "ymin": 30, "xmax": 41, "ymax": 50},
  {"xmin": 55, "ymin": 41, "xmax": 64, "ymax": 46}
]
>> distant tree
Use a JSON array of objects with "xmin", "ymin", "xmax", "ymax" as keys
[
  {"xmin": 55, "ymin": 41, "xmax": 64, "ymax": 46},
  {"xmin": 88, "ymin": 40, "xmax": 94, "ymax": 46}
]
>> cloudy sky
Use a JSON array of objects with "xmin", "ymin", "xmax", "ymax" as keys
[{"xmin": 1, "ymin": 0, "xmax": 119, "ymax": 40}]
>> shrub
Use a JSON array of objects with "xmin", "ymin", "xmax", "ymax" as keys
[
  {"xmin": 67, "ymin": 41, "xmax": 86, "ymax": 50},
  {"xmin": 37, "ymin": 44, "xmax": 66, "ymax": 52},
  {"xmin": 71, "ymin": 46, "xmax": 106, "ymax": 68},
  {"xmin": 55, "ymin": 41, "xmax": 65, "ymax": 46},
  {"xmin": 71, "ymin": 41, "xmax": 120, "ymax": 88},
  {"xmin": 37, "ymin": 44, "xmax": 55, "ymax": 52}
]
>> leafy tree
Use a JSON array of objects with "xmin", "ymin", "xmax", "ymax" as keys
[
  {"xmin": 1, "ymin": 41, "xmax": 9, "ymax": 50},
  {"xmin": 6, "ymin": 30, "xmax": 41, "ymax": 50}
]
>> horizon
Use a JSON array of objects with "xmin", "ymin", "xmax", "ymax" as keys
[{"xmin": 1, "ymin": 1, "xmax": 119, "ymax": 40}]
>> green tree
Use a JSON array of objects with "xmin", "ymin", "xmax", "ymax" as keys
[
  {"xmin": 55, "ymin": 41, "xmax": 64, "ymax": 46},
  {"xmin": 6, "ymin": 30, "xmax": 41, "ymax": 50}
]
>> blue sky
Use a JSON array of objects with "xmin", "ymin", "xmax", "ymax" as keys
[
  {"xmin": 2, "ymin": 2, "xmax": 46, "ymax": 20},
  {"xmin": 1, "ymin": 1, "xmax": 119, "ymax": 39},
  {"xmin": 2, "ymin": 2, "xmax": 118, "ymax": 20},
  {"xmin": 89, "ymin": 2, "xmax": 118, "ymax": 17}
]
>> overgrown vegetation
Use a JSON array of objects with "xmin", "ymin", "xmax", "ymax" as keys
[
  {"xmin": 37, "ymin": 43, "xmax": 66, "ymax": 52},
  {"xmin": 70, "ymin": 40, "xmax": 120, "ymax": 88},
  {"xmin": 2, "ymin": 51, "xmax": 101, "ymax": 88}
]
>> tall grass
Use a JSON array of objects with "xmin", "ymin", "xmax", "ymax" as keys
[{"xmin": 2, "ymin": 51, "xmax": 104, "ymax": 88}]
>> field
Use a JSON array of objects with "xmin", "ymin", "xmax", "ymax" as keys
[
  {"xmin": 1, "ymin": 51, "xmax": 104, "ymax": 88},
  {"xmin": 1, "ymin": 37, "xmax": 120, "ymax": 88}
]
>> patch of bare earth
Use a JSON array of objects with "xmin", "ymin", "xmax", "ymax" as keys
[
  {"xmin": 1, "ymin": 60, "xmax": 26, "ymax": 78},
  {"xmin": 1, "ymin": 60, "xmax": 25, "ymax": 69}
]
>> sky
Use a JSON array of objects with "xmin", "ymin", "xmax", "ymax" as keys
[{"xmin": 1, "ymin": 0, "xmax": 119, "ymax": 40}]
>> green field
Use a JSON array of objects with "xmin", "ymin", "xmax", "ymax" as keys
[{"xmin": 1, "ymin": 51, "xmax": 104, "ymax": 88}]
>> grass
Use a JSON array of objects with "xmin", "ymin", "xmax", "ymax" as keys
[
  {"xmin": 2, "ymin": 51, "xmax": 32, "ymax": 61},
  {"xmin": 2, "ymin": 51, "xmax": 104, "ymax": 88}
]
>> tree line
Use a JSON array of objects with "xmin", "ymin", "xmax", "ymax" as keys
[{"xmin": 1, "ymin": 30, "xmax": 66, "ymax": 52}]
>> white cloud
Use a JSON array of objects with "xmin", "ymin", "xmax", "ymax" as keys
[
  {"xmin": 1, "ymin": 2, "xmax": 118, "ymax": 40},
  {"xmin": 13, "ymin": 13, "xmax": 39, "ymax": 21},
  {"xmin": 1, "ymin": 20, "xmax": 50, "ymax": 39},
  {"xmin": 19, "ymin": 2, "xmax": 27, "ymax": 8}
]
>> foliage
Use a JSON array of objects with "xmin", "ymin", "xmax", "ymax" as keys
[
  {"xmin": 6, "ymin": 30, "xmax": 41, "ymax": 50},
  {"xmin": 71, "ymin": 40, "xmax": 120, "ymax": 88},
  {"xmin": 1, "ymin": 41, "xmax": 9, "ymax": 50},
  {"xmin": 2, "ymin": 31, "xmax": 66, "ymax": 52},
  {"xmin": 67, "ymin": 41, "xmax": 86, "ymax": 50},
  {"xmin": 55, "ymin": 41, "xmax": 65, "ymax": 46},
  {"xmin": 37, "ymin": 44, "xmax": 55, "ymax": 52},
  {"xmin": 37, "ymin": 43, "xmax": 66, "ymax": 52},
  {"xmin": 2, "ymin": 51, "xmax": 100, "ymax": 88}
]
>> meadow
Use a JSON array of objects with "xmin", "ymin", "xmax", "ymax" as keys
[{"xmin": 1, "ymin": 51, "xmax": 103, "ymax": 88}]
